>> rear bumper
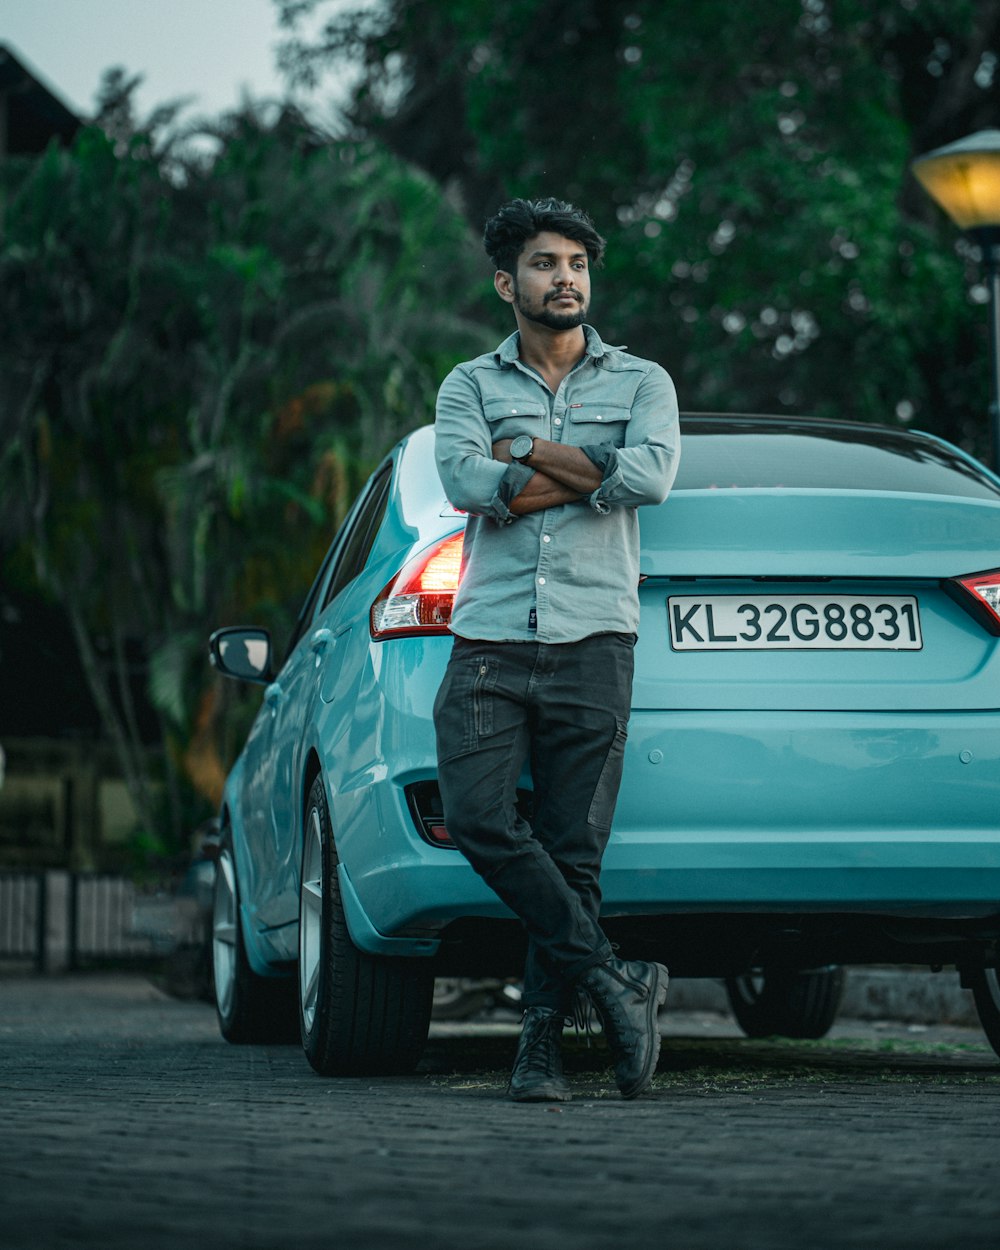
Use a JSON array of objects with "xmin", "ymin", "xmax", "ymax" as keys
[
  {"xmin": 340, "ymin": 708, "xmax": 1000, "ymax": 952},
  {"xmin": 346, "ymin": 833, "xmax": 1000, "ymax": 947},
  {"xmin": 598, "ymin": 840, "xmax": 1000, "ymax": 916},
  {"xmin": 606, "ymin": 707, "xmax": 1000, "ymax": 912}
]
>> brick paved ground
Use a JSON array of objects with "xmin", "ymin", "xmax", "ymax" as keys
[{"xmin": 1, "ymin": 974, "xmax": 999, "ymax": 1250}]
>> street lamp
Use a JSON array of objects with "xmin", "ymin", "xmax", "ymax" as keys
[{"xmin": 912, "ymin": 129, "xmax": 1000, "ymax": 471}]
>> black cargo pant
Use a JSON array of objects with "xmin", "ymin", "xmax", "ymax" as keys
[{"xmin": 433, "ymin": 632, "xmax": 635, "ymax": 1012}]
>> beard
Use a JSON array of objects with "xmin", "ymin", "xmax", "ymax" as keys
[{"xmin": 514, "ymin": 284, "xmax": 588, "ymax": 331}]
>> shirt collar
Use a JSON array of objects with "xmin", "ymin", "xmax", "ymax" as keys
[{"xmin": 494, "ymin": 324, "xmax": 611, "ymax": 366}]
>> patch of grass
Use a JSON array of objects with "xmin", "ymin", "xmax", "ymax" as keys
[{"xmin": 419, "ymin": 1027, "xmax": 1000, "ymax": 1096}]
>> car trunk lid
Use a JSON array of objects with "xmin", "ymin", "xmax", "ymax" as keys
[{"xmin": 634, "ymin": 489, "xmax": 1000, "ymax": 712}]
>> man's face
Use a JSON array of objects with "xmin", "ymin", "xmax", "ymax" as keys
[{"xmin": 501, "ymin": 231, "xmax": 592, "ymax": 330}]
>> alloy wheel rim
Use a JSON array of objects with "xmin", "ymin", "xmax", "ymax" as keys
[
  {"xmin": 299, "ymin": 806, "xmax": 324, "ymax": 1033},
  {"xmin": 987, "ymin": 968, "xmax": 1000, "ymax": 1012},
  {"xmin": 212, "ymin": 847, "xmax": 238, "ymax": 1018},
  {"xmin": 733, "ymin": 973, "xmax": 766, "ymax": 1006}
]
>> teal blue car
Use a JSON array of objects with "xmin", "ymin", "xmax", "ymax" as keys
[{"xmin": 209, "ymin": 415, "xmax": 1000, "ymax": 1071}]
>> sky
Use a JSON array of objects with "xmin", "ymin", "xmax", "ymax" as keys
[{"xmin": 1, "ymin": 0, "xmax": 347, "ymax": 126}]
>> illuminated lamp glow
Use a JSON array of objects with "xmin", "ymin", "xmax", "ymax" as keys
[{"xmin": 370, "ymin": 530, "xmax": 465, "ymax": 639}]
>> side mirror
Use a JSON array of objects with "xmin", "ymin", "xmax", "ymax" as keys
[{"xmin": 209, "ymin": 627, "xmax": 273, "ymax": 684}]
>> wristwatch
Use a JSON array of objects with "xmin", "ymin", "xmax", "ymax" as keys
[{"xmin": 509, "ymin": 435, "xmax": 535, "ymax": 464}]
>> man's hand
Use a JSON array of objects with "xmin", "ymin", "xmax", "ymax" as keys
[
  {"xmin": 491, "ymin": 437, "xmax": 608, "ymax": 515},
  {"xmin": 508, "ymin": 472, "xmax": 583, "ymax": 514},
  {"xmin": 493, "ymin": 437, "xmax": 605, "ymax": 494}
]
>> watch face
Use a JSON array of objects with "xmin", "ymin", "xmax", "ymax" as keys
[{"xmin": 510, "ymin": 435, "xmax": 533, "ymax": 461}]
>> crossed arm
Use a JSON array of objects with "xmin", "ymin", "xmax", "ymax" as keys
[
  {"xmin": 435, "ymin": 362, "xmax": 679, "ymax": 522},
  {"xmin": 491, "ymin": 438, "xmax": 603, "ymax": 515}
]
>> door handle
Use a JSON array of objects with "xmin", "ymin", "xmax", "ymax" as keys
[
  {"xmin": 310, "ymin": 628, "xmax": 333, "ymax": 654},
  {"xmin": 264, "ymin": 682, "xmax": 283, "ymax": 708}
]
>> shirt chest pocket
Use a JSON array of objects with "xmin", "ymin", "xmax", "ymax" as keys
[
  {"xmin": 483, "ymin": 397, "xmax": 548, "ymax": 442},
  {"xmin": 568, "ymin": 402, "xmax": 632, "ymax": 448}
]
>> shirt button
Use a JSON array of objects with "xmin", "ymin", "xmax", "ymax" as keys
[
  {"xmin": 554, "ymin": 417, "xmax": 563, "ymax": 426},
  {"xmin": 542, "ymin": 535, "xmax": 551, "ymax": 543},
  {"xmin": 596, "ymin": 414, "xmax": 603, "ymax": 420},
  {"xmin": 537, "ymin": 577, "xmax": 546, "ymax": 585},
  {"xmin": 510, "ymin": 408, "xmax": 518, "ymax": 414}
]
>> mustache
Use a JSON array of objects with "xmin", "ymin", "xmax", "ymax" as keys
[{"xmin": 545, "ymin": 289, "xmax": 583, "ymax": 304}]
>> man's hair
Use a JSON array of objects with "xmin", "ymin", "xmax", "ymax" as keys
[{"xmin": 483, "ymin": 197, "xmax": 606, "ymax": 273}]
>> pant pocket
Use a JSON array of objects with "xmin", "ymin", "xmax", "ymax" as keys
[
  {"xmin": 472, "ymin": 655, "xmax": 499, "ymax": 739},
  {"xmin": 587, "ymin": 717, "xmax": 629, "ymax": 830},
  {"xmin": 434, "ymin": 653, "xmax": 500, "ymax": 762}
]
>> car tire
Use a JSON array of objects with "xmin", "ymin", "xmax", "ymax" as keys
[
  {"xmin": 725, "ymin": 965, "xmax": 846, "ymax": 1039},
  {"xmin": 298, "ymin": 776, "xmax": 434, "ymax": 1075},
  {"xmin": 212, "ymin": 827, "xmax": 299, "ymax": 1044},
  {"xmin": 967, "ymin": 968, "xmax": 1000, "ymax": 1061}
]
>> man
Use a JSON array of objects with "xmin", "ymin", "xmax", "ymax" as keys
[{"xmin": 433, "ymin": 197, "xmax": 680, "ymax": 1101}]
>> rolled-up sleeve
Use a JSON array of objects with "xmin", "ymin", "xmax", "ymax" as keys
[
  {"xmin": 586, "ymin": 364, "xmax": 680, "ymax": 512},
  {"xmin": 435, "ymin": 366, "xmax": 534, "ymax": 523}
]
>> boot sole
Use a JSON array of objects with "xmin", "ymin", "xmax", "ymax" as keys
[
  {"xmin": 620, "ymin": 962, "xmax": 669, "ymax": 1100},
  {"xmin": 508, "ymin": 1082, "xmax": 573, "ymax": 1103}
]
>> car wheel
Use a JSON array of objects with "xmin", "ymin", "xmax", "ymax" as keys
[
  {"xmin": 212, "ymin": 828, "xmax": 298, "ymax": 1043},
  {"xmin": 967, "ymin": 968, "xmax": 1000, "ymax": 1061},
  {"xmin": 298, "ymin": 776, "xmax": 434, "ymax": 1075},
  {"xmin": 725, "ymin": 965, "xmax": 846, "ymax": 1039}
]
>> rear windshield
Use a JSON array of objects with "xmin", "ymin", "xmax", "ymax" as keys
[{"xmin": 674, "ymin": 418, "xmax": 1000, "ymax": 501}]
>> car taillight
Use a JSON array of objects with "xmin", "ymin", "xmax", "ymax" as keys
[
  {"xmin": 370, "ymin": 531, "xmax": 465, "ymax": 639},
  {"xmin": 944, "ymin": 568, "xmax": 1000, "ymax": 636}
]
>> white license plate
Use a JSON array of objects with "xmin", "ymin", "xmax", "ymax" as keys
[{"xmin": 668, "ymin": 594, "xmax": 923, "ymax": 651}]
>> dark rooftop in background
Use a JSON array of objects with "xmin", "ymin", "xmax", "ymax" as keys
[{"xmin": 0, "ymin": 43, "xmax": 82, "ymax": 156}]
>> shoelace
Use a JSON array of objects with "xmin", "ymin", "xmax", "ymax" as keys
[
  {"xmin": 516, "ymin": 1011, "xmax": 564, "ymax": 1074},
  {"xmin": 570, "ymin": 988, "xmax": 596, "ymax": 1045},
  {"xmin": 578, "ymin": 968, "xmax": 646, "ymax": 1055}
]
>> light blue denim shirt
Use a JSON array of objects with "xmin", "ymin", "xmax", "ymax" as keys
[{"xmin": 435, "ymin": 326, "xmax": 680, "ymax": 643}]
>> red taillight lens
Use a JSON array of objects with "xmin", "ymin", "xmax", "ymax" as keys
[
  {"xmin": 370, "ymin": 531, "xmax": 465, "ymax": 639},
  {"xmin": 944, "ymin": 568, "xmax": 1000, "ymax": 636}
]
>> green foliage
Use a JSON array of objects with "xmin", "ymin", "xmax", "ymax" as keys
[
  {"xmin": 1, "ymin": 89, "xmax": 492, "ymax": 852},
  {"xmin": 10, "ymin": 0, "xmax": 1000, "ymax": 854},
  {"xmin": 277, "ymin": 0, "xmax": 1000, "ymax": 458}
]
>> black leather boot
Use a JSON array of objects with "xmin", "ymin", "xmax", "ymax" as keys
[
  {"xmin": 507, "ymin": 1006, "xmax": 572, "ymax": 1102},
  {"xmin": 577, "ymin": 957, "xmax": 669, "ymax": 1099}
]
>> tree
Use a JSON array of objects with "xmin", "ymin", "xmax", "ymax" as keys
[
  {"xmin": 1, "ymin": 78, "xmax": 491, "ymax": 864},
  {"xmin": 276, "ymin": 0, "xmax": 1000, "ymax": 458}
]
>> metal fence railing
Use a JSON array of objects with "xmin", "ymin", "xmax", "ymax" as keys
[
  {"xmin": 0, "ymin": 871, "xmax": 46, "ymax": 971},
  {"xmin": 0, "ymin": 870, "xmax": 166, "ymax": 972}
]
